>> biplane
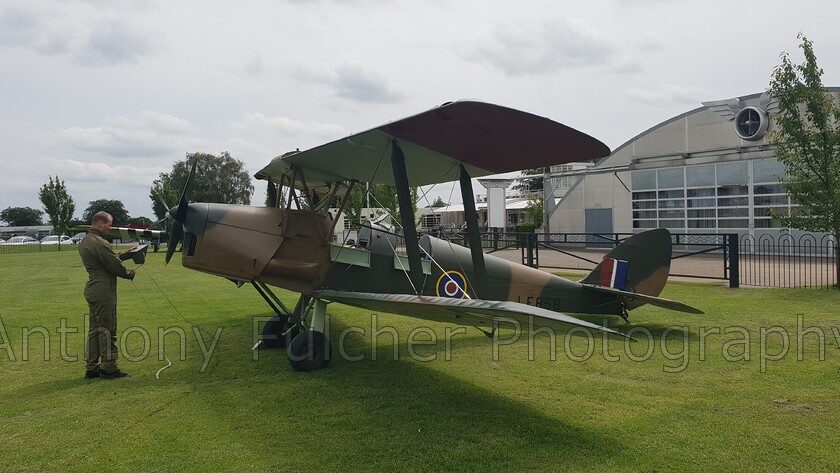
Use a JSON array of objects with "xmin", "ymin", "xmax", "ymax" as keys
[{"xmin": 159, "ymin": 100, "xmax": 701, "ymax": 371}]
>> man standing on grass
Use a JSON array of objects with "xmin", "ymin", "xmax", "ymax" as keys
[{"xmin": 79, "ymin": 211, "xmax": 135, "ymax": 380}]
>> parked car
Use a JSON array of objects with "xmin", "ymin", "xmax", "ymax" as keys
[
  {"xmin": 2, "ymin": 236, "xmax": 39, "ymax": 245},
  {"xmin": 40, "ymin": 235, "xmax": 73, "ymax": 245},
  {"xmin": 71, "ymin": 232, "xmax": 87, "ymax": 244}
]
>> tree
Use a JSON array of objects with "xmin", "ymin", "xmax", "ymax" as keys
[
  {"xmin": 428, "ymin": 196, "xmax": 448, "ymax": 208},
  {"xmin": 768, "ymin": 33, "xmax": 840, "ymax": 287},
  {"xmin": 512, "ymin": 168, "xmax": 545, "ymax": 194},
  {"xmin": 524, "ymin": 193, "xmax": 544, "ymax": 227},
  {"xmin": 127, "ymin": 216, "xmax": 153, "ymax": 226},
  {"xmin": 38, "ymin": 175, "xmax": 76, "ymax": 236},
  {"xmin": 83, "ymin": 199, "xmax": 130, "ymax": 225},
  {"xmin": 150, "ymin": 151, "xmax": 254, "ymax": 221},
  {"xmin": 339, "ymin": 183, "xmax": 418, "ymax": 232},
  {"xmin": 1, "ymin": 207, "xmax": 44, "ymax": 226}
]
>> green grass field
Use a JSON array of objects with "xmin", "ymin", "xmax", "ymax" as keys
[{"xmin": 1, "ymin": 250, "xmax": 839, "ymax": 472}]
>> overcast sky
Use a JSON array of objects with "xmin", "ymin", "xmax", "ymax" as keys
[{"xmin": 3, "ymin": 0, "xmax": 840, "ymax": 221}]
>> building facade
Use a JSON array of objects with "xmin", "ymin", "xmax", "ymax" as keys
[{"xmin": 547, "ymin": 90, "xmax": 836, "ymax": 239}]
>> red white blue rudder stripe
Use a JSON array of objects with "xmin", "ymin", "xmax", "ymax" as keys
[{"xmin": 599, "ymin": 258, "xmax": 629, "ymax": 290}]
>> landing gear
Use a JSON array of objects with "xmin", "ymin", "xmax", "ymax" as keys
[
  {"xmin": 250, "ymin": 281, "xmax": 333, "ymax": 372},
  {"xmin": 288, "ymin": 331, "xmax": 332, "ymax": 371},
  {"xmin": 288, "ymin": 298, "xmax": 331, "ymax": 372},
  {"xmin": 259, "ymin": 315, "xmax": 298, "ymax": 349}
]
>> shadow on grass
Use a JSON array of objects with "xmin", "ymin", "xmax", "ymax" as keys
[
  {"xmin": 174, "ymin": 314, "xmax": 623, "ymax": 469},
  {"xmin": 8, "ymin": 312, "xmax": 625, "ymax": 470}
]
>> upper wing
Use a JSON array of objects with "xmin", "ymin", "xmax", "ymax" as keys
[
  {"xmin": 255, "ymin": 100, "xmax": 610, "ymax": 188},
  {"xmin": 312, "ymin": 290, "xmax": 630, "ymax": 339},
  {"xmin": 581, "ymin": 284, "xmax": 704, "ymax": 314}
]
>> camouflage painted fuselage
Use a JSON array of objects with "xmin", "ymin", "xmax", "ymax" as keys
[{"xmin": 177, "ymin": 204, "xmax": 670, "ymax": 318}]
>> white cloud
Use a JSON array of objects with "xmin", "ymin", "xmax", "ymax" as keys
[
  {"xmin": 73, "ymin": 18, "xmax": 161, "ymax": 66},
  {"xmin": 624, "ymin": 84, "xmax": 712, "ymax": 106},
  {"xmin": 292, "ymin": 63, "xmax": 403, "ymax": 103},
  {"xmin": 0, "ymin": 1, "xmax": 160, "ymax": 65},
  {"xmin": 54, "ymin": 111, "xmax": 207, "ymax": 158},
  {"xmin": 232, "ymin": 112, "xmax": 347, "ymax": 141},
  {"xmin": 470, "ymin": 17, "xmax": 618, "ymax": 75}
]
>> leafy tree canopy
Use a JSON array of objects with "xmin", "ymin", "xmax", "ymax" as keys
[
  {"xmin": 127, "ymin": 216, "xmax": 153, "ymax": 226},
  {"xmin": 428, "ymin": 196, "xmax": 448, "ymax": 208},
  {"xmin": 150, "ymin": 151, "xmax": 254, "ymax": 221},
  {"xmin": 39, "ymin": 175, "xmax": 75, "ymax": 236},
  {"xmin": 82, "ymin": 199, "xmax": 130, "ymax": 225},
  {"xmin": 1, "ymin": 207, "xmax": 44, "ymax": 226},
  {"xmin": 512, "ymin": 168, "xmax": 545, "ymax": 194},
  {"xmin": 768, "ymin": 33, "xmax": 840, "ymax": 286}
]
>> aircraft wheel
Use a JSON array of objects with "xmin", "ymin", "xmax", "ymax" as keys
[
  {"xmin": 288, "ymin": 331, "xmax": 332, "ymax": 372},
  {"xmin": 260, "ymin": 315, "xmax": 297, "ymax": 349}
]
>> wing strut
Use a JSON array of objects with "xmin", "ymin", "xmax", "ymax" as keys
[
  {"xmin": 459, "ymin": 165, "xmax": 486, "ymax": 297},
  {"xmin": 390, "ymin": 140, "xmax": 423, "ymax": 293}
]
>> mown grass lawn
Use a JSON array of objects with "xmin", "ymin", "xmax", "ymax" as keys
[{"xmin": 1, "ymin": 249, "xmax": 839, "ymax": 472}]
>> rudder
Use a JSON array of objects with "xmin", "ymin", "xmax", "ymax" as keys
[{"xmin": 580, "ymin": 229, "xmax": 672, "ymax": 302}]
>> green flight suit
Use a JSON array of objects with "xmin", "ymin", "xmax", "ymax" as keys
[{"xmin": 79, "ymin": 229, "xmax": 136, "ymax": 373}]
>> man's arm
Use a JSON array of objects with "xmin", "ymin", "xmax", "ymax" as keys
[{"xmin": 96, "ymin": 238, "xmax": 136, "ymax": 280}]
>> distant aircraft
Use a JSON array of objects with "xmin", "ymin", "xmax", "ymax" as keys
[{"xmin": 158, "ymin": 100, "xmax": 701, "ymax": 371}]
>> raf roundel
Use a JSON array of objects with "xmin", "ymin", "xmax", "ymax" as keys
[{"xmin": 436, "ymin": 271, "xmax": 468, "ymax": 299}]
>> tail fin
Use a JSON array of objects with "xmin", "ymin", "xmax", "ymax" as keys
[{"xmin": 580, "ymin": 229, "xmax": 672, "ymax": 306}]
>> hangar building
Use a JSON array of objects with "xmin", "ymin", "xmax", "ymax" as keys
[{"xmin": 547, "ymin": 90, "xmax": 836, "ymax": 238}]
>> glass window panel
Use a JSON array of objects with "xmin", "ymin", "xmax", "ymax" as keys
[
  {"xmin": 686, "ymin": 164, "xmax": 716, "ymax": 187},
  {"xmin": 688, "ymin": 188, "xmax": 716, "ymax": 197},
  {"xmin": 718, "ymin": 208, "xmax": 749, "ymax": 217},
  {"xmin": 632, "ymin": 191, "xmax": 657, "ymax": 200},
  {"xmin": 687, "ymin": 198, "xmax": 716, "ymax": 208},
  {"xmin": 718, "ymin": 197, "xmax": 748, "ymax": 207},
  {"xmin": 659, "ymin": 199, "xmax": 685, "ymax": 209},
  {"xmin": 718, "ymin": 219, "xmax": 749, "ymax": 228},
  {"xmin": 716, "ymin": 162, "xmax": 749, "ymax": 186},
  {"xmin": 688, "ymin": 209, "xmax": 716, "ymax": 218},
  {"xmin": 659, "ymin": 210, "xmax": 685, "ymax": 219},
  {"xmin": 631, "ymin": 170, "xmax": 656, "ymax": 190},
  {"xmin": 633, "ymin": 200, "xmax": 658, "ymax": 209},
  {"xmin": 658, "ymin": 190, "xmax": 684, "ymax": 199},
  {"xmin": 688, "ymin": 219, "xmax": 716, "ymax": 229},
  {"xmin": 659, "ymin": 219, "xmax": 685, "ymax": 229},
  {"xmin": 657, "ymin": 168, "xmax": 685, "ymax": 188},
  {"xmin": 717, "ymin": 185, "xmax": 748, "ymax": 196},
  {"xmin": 633, "ymin": 220, "xmax": 658, "ymax": 229},
  {"xmin": 754, "ymin": 184, "xmax": 785, "ymax": 195},
  {"xmin": 753, "ymin": 158, "xmax": 787, "ymax": 183},
  {"xmin": 755, "ymin": 219, "xmax": 783, "ymax": 228},
  {"xmin": 754, "ymin": 195, "xmax": 789, "ymax": 205},
  {"xmin": 633, "ymin": 211, "xmax": 657, "ymax": 219}
]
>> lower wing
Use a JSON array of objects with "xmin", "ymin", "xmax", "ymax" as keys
[{"xmin": 311, "ymin": 290, "xmax": 631, "ymax": 339}]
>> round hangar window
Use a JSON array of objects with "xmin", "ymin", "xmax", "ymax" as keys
[{"xmin": 734, "ymin": 106, "xmax": 768, "ymax": 141}]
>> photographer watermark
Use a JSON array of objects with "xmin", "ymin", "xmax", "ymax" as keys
[
  {"xmin": 0, "ymin": 316, "xmax": 223, "ymax": 373},
  {"xmin": 1, "ymin": 314, "xmax": 838, "ymax": 373}
]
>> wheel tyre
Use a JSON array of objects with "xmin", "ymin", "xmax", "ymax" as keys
[
  {"xmin": 261, "ymin": 315, "xmax": 296, "ymax": 349},
  {"xmin": 288, "ymin": 331, "xmax": 332, "ymax": 372}
]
